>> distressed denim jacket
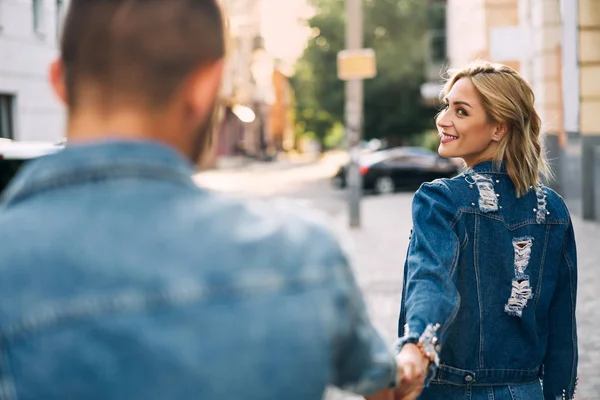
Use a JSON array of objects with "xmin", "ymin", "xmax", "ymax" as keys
[
  {"xmin": 397, "ymin": 161, "xmax": 578, "ymax": 400},
  {"xmin": 0, "ymin": 141, "xmax": 397, "ymax": 400}
]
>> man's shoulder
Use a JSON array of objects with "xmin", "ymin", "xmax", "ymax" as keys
[{"xmin": 182, "ymin": 189, "xmax": 345, "ymax": 262}]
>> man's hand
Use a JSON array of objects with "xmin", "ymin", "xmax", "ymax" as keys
[
  {"xmin": 393, "ymin": 344, "xmax": 430, "ymax": 400},
  {"xmin": 364, "ymin": 387, "xmax": 395, "ymax": 400}
]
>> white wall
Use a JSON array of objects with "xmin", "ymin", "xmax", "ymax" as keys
[
  {"xmin": 560, "ymin": 0, "xmax": 579, "ymax": 133},
  {"xmin": 0, "ymin": 0, "xmax": 66, "ymax": 142},
  {"xmin": 446, "ymin": 0, "xmax": 487, "ymax": 68}
]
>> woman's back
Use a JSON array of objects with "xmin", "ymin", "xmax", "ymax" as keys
[
  {"xmin": 398, "ymin": 164, "xmax": 577, "ymax": 398},
  {"xmin": 427, "ymin": 163, "xmax": 575, "ymax": 386}
]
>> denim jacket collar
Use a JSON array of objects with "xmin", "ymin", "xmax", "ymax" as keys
[
  {"xmin": 465, "ymin": 160, "xmax": 508, "ymax": 175},
  {"xmin": 1, "ymin": 139, "xmax": 196, "ymax": 205}
]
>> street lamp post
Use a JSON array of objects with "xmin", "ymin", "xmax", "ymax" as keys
[
  {"xmin": 338, "ymin": 0, "xmax": 375, "ymax": 228},
  {"xmin": 345, "ymin": 0, "xmax": 364, "ymax": 228}
]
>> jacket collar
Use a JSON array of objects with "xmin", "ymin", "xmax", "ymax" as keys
[
  {"xmin": 465, "ymin": 160, "xmax": 508, "ymax": 175},
  {"xmin": 1, "ymin": 139, "xmax": 196, "ymax": 205}
]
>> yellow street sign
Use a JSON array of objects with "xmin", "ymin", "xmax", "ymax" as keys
[{"xmin": 337, "ymin": 49, "xmax": 377, "ymax": 80}]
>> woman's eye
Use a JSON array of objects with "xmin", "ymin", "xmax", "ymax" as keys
[{"xmin": 457, "ymin": 108, "xmax": 468, "ymax": 116}]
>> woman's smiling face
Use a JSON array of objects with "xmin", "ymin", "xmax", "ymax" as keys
[{"xmin": 436, "ymin": 77, "xmax": 503, "ymax": 168}]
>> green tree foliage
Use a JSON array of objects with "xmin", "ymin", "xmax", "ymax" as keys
[{"xmin": 291, "ymin": 0, "xmax": 437, "ymax": 148}]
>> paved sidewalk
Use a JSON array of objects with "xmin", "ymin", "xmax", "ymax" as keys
[
  {"xmin": 214, "ymin": 151, "xmax": 329, "ymax": 172},
  {"xmin": 193, "ymin": 151, "xmax": 347, "ymax": 196},
  {"xmin": 326, "ymin": 193, "xmax": 599, "ymax": 400}
]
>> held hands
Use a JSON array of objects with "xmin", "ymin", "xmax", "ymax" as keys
[
  {"xmin": 393, "ymin": 343, "xmax": 430, "ymax": 400},
  {"xmin": 364, "ymin": 388, "xmax": 396, "ymax": 400},
  {"xmin": 364, "ymin": 344, "xmax": 430, "ymax": 400}
]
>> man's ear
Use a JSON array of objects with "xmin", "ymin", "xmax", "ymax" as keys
[
  {"xmin": 187, "ymin": 59, "xmax": 225, "ymax": 119},
  {"xmin": 492, "ymin": 124, "xmax": 508, "ymax": 142},
  {"xmin": 49, "ymin": 59, "xmax": 68, "ymax": 106}
]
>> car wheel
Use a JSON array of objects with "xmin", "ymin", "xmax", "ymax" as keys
[
  {"xmin": 332, "ymin": 176, "xmax": 344, "ymax": 189},
  {"xmin": 374, "ymin": 176, "xmax": 395, "ymax": 195}
]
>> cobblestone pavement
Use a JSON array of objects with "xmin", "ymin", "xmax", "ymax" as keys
[{"xmin": 326, "ymin": 193, "xmax": 600, "ymax": 400}]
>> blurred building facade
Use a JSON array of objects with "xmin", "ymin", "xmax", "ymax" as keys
[
  {"xmin": 0, "ymin": 0, "xmax": 293, "ymax": 170},
  {"xmin": 421, "ymin": 0, "xmax": 448, "ymax": 105},
  {"xmin": 270, "ymin": 67, "xmax": 295, "ymax": 152},
  {"xmin": 203, "ymin": 0, "xmax": 295, "ymax": 169},
  {"xmin": 437, "ymin": 0, "xmax": 600, "ymax": 222},
  {"xmin": 0, "ymin": 0, "xmax": 67, "ymax": 142}
]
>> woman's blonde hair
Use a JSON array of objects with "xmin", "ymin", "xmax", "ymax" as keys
[{"xmin": 442, "ymin": 61, "xmax": 551, "ymax": 197}]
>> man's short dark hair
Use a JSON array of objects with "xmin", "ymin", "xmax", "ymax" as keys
[{"xmin": 61, "ymin": 0, "xmax": 226, "ymax": 111}]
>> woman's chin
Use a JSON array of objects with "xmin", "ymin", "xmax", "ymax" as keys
[{"xmin": 438, "ymin": 144, "xmax": 457, "ymax": 159}]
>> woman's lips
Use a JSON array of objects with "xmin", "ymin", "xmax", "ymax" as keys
[{"xmin": 440, "ymin": 133, "xmax": 458, "ymax": 144}]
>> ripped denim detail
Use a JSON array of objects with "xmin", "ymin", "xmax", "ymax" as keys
[
  {"xmin": 398, "ymin": 323, "xmax": 441, "ymax": 367},
  {"xmin": 505, "ymin": 237, "xmax": 534, "ymax": 317},
  {"xmin": 398, "ymin": 323, "xmax": 441, "ymax": 388},
  {"xmin": 465, "ymin": 173, "xmax": 498, "ymax": 212},
  {"xmin": 557, "ymin": 389, "xmax": 575, "ymax": 400},
  {"xmin": 419, "ymin": 323, "xmax": 441, "ymax": 368},
  {"xmin": 535, "ymin": 185, "xmax": 548, "ymax": 223},
  {"xmin": 556, "ymin": 378, "xmax": 579, "ymax": 400}
]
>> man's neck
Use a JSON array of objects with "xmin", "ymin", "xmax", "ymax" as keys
[
  {"xmin": 66, "ymin": 109, "xmax": 165, "ymax": 142},
  {"xmin": 64, "ymin": 108, "xmax": 194, "ymax": 158}
]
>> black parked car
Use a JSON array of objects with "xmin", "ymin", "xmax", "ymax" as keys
[
  {"xmin": 0, "ymin": 139, "xmax": 64, "ymax": 194},
  {"xmin": 331, "ymin": 146, "xmax": 460, "ymax": 194}
]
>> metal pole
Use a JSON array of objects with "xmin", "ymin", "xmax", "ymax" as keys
[{"xmin": 345, "ymin": 0, "xmax": 363, "ymax": 228}]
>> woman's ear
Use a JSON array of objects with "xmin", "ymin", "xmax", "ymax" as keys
[{"xmin": 492, "ymin": 124, "xmax": 508, "ymax": 142}]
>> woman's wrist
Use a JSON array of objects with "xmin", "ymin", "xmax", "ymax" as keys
[{"xmin": 395, "ymin": 323, "xmax": 441, "ymax": 366}]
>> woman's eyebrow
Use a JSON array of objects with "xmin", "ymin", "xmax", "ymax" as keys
[{"xmin": 443, "ymin": 98, "xmax": 472, "ymax": 108}]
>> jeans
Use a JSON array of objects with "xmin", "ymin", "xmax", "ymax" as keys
[{"xmin": 419, "ymin": 380, "xmax": 544, "ymax": 400}]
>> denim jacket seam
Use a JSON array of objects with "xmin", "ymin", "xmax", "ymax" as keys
[
  {"xmin": 440, "ymin": 287, "xmax": 461, "ymax": 341},
  {"xmin": 533, "ymin": 224, "xmax": 552, "ymax": 311},
  {"xmin": 431, "ymin": 380, "xmax": 539, "ymax": 388},
  {"xmin": 2, "ymin": 165, "xmax": 194, "ymax": 206},
  {"xmin": 473, "ymin": 215, "xmax": 485, "ymax": 368},
  {"xmin": 459, "ymin": 208, "xmax": 503, "ymax": 222},
  {"xmin": 458, "ymin": 209, "xmax": 569, "ymax": 229},
  {"xmin": 438, "ymin": 365, "xmax": 541, "ymax": 374},
  {"xmin": 431, "ymin": 181, "xmax": 462, "ymax": 338},
  {"xmin": 459, "ymin": 229, "xmax": 469, "ymax": 249},
  {"xmin": 459, "ymin": 171, "xmax": 510, "ymax": 178},
  {"xmin": 440, "ymin": 231, "xmax": 462, "ymax": 338},
  {"xmin": 563, "ymin": 225, "xmax": 578, "ymax": 397},
  {"xmin": 0, "ymin": 270, "xmax": 332, "ymax": 339}
]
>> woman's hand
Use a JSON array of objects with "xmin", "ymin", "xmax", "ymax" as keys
[{"xmin": 393, "ymin": 344, "xmax": 430, "ymax": 400}]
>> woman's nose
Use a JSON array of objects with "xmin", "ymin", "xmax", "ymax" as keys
[{"xmin": 437, "ymin": 111, "xmax": 451, "ymax": 128}]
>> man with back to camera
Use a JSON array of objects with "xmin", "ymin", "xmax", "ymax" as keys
[{"xmin": 0, "ymin": 1, "xmax": 428, "ymax": 399}]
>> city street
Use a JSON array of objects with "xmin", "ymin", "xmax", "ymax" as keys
[
  {"xmin": 194, "ymin": 157, "xmax": 600, "ymax": 400},
  {"xmin": 194, "ymin": 153, "xmax": 348, "ymax": 217},
  {"xmin": 3, "ymin": 0, "xmax": 599, "ymax": 397}
]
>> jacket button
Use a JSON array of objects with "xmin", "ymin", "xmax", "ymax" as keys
[{"xmin": 464, "ymin": 375, "xmax": 474, "ymax": 383}]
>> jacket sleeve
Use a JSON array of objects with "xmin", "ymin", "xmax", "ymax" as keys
[
  {"xmin": 395, "ymin": 182, "xmax": 461, "ymax": 380},
  {"xmin": 328, "ymin": 234, "xmax": 398, "ymax": 395},
  {"xmin": 542, "ymin": 219, "xmax": 578, "ymax": 400}
]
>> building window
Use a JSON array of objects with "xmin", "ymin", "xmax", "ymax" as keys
[
  {"xmin": 427, "ymin": 1, "xmax": 447, "ymax": 64},
  {"xmin": 424, "ymin": 1, "xmax": 447, "ymax": 81},
  {"xmin": 33, "ymin": 0, "xmax": 44, "ymax": 34},
  {"xmin": 0, "ymin": 94, "xmax": 15, "ymax": 139},
  {"xmin": 0, "ymin": 0, "xmax": 5, "ymax": 33},
  {"xmin": 56, "ymin": 0, "xmax": 65, "ymax": 39}
]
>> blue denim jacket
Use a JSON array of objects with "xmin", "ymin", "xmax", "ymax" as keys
[
  {"xmin": 397, "ymin": 161, "xmax": 578, "ymax": 400},
  {"xmin": 0, "ymin": 141, "xmax": 397, "ymax": 400}
]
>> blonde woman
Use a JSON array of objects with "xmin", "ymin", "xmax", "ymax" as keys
[{"xmin": 395, "ymin": 62, "xmax": 578, "ymax": 400}]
